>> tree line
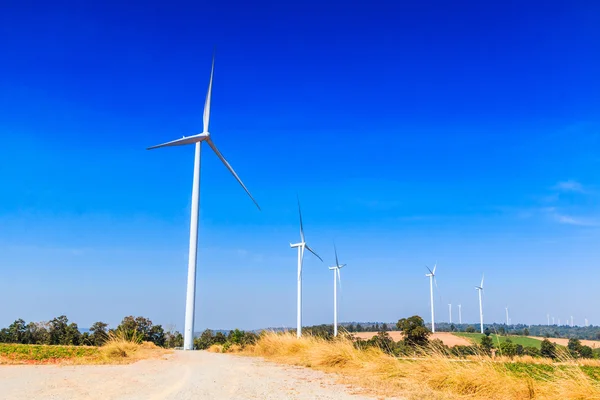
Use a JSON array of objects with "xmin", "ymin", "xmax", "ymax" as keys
[{"xmin": 0, "ymin": 316, "xmax": 183, "ymax": 348}]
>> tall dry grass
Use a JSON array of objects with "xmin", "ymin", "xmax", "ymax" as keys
[
  {"xmin": 236, "ymin": 332, "xmax": 600, "ymax": 400},
  {"xmin": 98, "ymin": 330, "xmax": 170, "ymax": 364}
]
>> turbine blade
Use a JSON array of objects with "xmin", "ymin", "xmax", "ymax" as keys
[
  {"xmin": 297, "ymin": 196, "xmax": 305, "ymax": 243},
  {"xmin": 334, "ymin": 242, "xmax": 340, "ymax": 267},
  {"xmin": 305, "ymin": 244, "xmax": 323, "ymax": 262},
  {"xmin": 147, "ymin": 133, "xmax": 209, "ymax": 150},
  {"xmin": 203, "ymin": 53, "xmax": 215, "ymax": 133},
  {"xmin": 426, "ymin": 266, "xmax": 433, "ymax": 275},
  {"xmin": 481, "ymin": 275, "xmax": 484, "ymax": 288},
  {"xmin": 206, "ymin": 138, "xmax": 260, "ymax": 210},
  {"xmin": 433, "ymin": 262, "xmax": 437, "ymax": 275},
  {"xmin": 434, "ymin": 276, "xmax": 438, "ymax": 289}
]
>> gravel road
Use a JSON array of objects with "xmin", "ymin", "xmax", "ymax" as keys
[{"xmin": 0, "ymin": 351, "xmax": 383, "ymax": 400}]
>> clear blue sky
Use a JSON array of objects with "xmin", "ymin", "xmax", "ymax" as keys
[{"xmin": 1, "ymin": 1, "xmax": 599, "ymax": 331}]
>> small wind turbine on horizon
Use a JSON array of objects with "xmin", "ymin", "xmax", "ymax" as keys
[
  {"xmin": 475, "ymin": 275, "xmax": 484, "ymax": 334},
  {"xmin": 458, "ymin": 304, "xmax": 462, "ymax": 324},
  {"xmin": 448, "ymin": 303, "xmax": 452, "ymax": 324},
  {"xmin": 290, "ymin": 198, "xmax": 322, "ymax": 338},
  {"xmin": 506, "ymin": 307, "xmax": 509, "ymax": 326},
  {"xmin": 547, "ymin": 314, "xmax": 550, "ymax": 326},
  {"xmin": 147, "ymin": 54, "xmax": 260, "ymax": 350},
  {"xmin": 425, "ymin": 264, "xmax": 438, "ymax": 333},
  {"xmin": 329, "ymin": 244, "xmax": 346, "ymax": 337}
]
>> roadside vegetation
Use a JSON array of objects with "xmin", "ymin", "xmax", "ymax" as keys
[
  {"xmin": 0, "ymin": 316, "xmax": 174, "ymax": 364},
  {"xmin": 211, "ymin": 316, "xmax": 600, "ymax": 399}
]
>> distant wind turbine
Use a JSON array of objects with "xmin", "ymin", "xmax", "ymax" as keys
[
  {"xmin": 552, "ymin": 316, "xmax": 555, "ymax": 325},
  {"xmin": 547, "ymin": 314, "xmax": 550, "ymax": 326},
  {"xmin": 425, "ymin": 264, "xmax": 437, "ymax": 333},
  {"xmin": 147, "ymin": 54, "xmax": 260, "ymax": 350},
  {"xmin": 329, "ymin": 244, "xmax": 346, "ymax": 337},
  {"xmin": 290, "ymin": 198, "xmax": 322, "ymax": 338},
  {"xmin": 458, "ymin": 304, "xmax": 462, "ymax": 324},
  {"xmin": 585, "ymin": 318, "xmax": 589, "ymax": 327},
  {"xmin": 475, "ymin": 275, "xmax": 484, "ymax": 334},
  {"xmin": 448, "ymin": 303, "xmax": 452, "ymax": 324},
  {"xmin": 506, "ymin": 307, "xmax": 509, "ymax": 326}
]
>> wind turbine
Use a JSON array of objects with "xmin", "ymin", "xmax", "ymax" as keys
[
  {"xmin": 506, "ymin": 307, "xmax": 509, "ymax": 326},
  {"xmin": 547, "ymin": 314, "xmax": 550, "ymax": 326},
  {"xmin": 425, "ymin": 264, "xmax": 437, "ymax": 333},
  {"xmin": 290, "ymin": 198, "xmax": 322, "ymax": 338},
  {"xmin": 552, "ymin": 316, "xmax": 555, "ymax": 325},
  {"xmin": 458, "ymin": 304, "xmax": 462, "ymax": 324},
  {"xmin": 475, "ymin": 275, "xmax": 484, "ymax": 334},
  {"xmin": 147, "ymin": 54, "xmax": 260, "ymax": 350},
  {"xmin": 448, "ymin": 303, "xmax": 452, "ymax": 324},
  {"xmin": 329, "ymin": 244, "xmax": 346, "ymax": 337}
]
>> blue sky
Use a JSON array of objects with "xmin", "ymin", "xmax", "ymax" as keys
[{"xmin": 1, "ymin": 1, "xmax": 599, "ymax": 331}]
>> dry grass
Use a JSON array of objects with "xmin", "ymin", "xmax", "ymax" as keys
[
  {"xmin": 97, "ymin": 330, "xmax": 170, "ymax": 364},
  {"xmin": 0, "ymin": 331, "xmax": 170, "ymax": 365},
  {"xmin": 234, "ymin": 332, "xmax": 600, "ymax": 400}
]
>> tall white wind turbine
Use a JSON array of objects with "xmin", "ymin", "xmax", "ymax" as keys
[
  {"xmin": 458, "ymin": 304, "xmax": 462, "ymax": 324},
  {"xmin": 329, "ymin": 244, "xmax": 346, "ymax": 337},
  {"xmin": 425, "ymin": 264, "xmax": 437, "ymax": 333},
  {"xmin": 147, "ymin": 55, "xmax": 260, "ymax": 350},
  {"xmin": 475, "ymin": 275, "xmax": 484, "ymax": 334},
  {"xmin": 547, "ymin": 314, "xmax": 550, "ymax": 326},
  {"xmin": 448, "ymin": 303, "xmax": 452, "ymax": 324},
  {"xmin": 290, "ymin": 198, "xmax": 322, "ymax": 338}
]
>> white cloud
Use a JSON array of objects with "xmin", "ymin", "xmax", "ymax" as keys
[{"xmin": 553, "ymin": 180, "xmax": 585, "ymax": 193}]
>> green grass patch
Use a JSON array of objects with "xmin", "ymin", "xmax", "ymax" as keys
[
  {"xmin": 454, "ymin": 333, "xmax": 543, "ymax": 349},
  {"xmin": 0, "ymin": 343, "xmax": 99, "ymax": 363}
]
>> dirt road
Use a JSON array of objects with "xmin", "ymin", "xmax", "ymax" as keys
[{"xmin": 0, "ymin": 351, "xmax": 383, "ymax": 400}]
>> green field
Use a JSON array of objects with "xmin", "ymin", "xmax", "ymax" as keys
[
  {"xmin": 454, "ymin": 333, "xmax": 543, "ymax": 349},
  {"xmin": 0, "ymin": 343, "xmax": 99, "ymax": 363}
]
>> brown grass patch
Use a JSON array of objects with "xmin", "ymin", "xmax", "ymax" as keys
[{"xmin": 238, "ymin": 332, "xmax": 600, "ymax": 400}]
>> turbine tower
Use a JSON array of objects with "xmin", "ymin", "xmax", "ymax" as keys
[
  {"xmin": 448, "ymin": 303, "xmax": 452, "ymax": 324},
  {"xmin": 506, "ymin": 307, "xmax": 509, "ymax": 326},
  {"xmin": 475, "ymin": 275, "xmax": 484, "ymax": 334},
  {"xmin": 147, "ymin": 54, "xmax": 260, "ymax": 350},
  {"xmin": 458, "ymin": 304, "xmax": 462, "ymax": 324},
  {"xmin": 329, "ymin": 244, "xmax": 346, "ymax": 337},
  {"xmin": 290, "ymin": 198, "xmax": 322, "ymax": 338},
  {"xmin": 425, "ymin": 264, "xmax": 437, "ymax": 333},
  {"xmin": 547, "ymin": 314, "xmax": 550, "ymax": 326}
]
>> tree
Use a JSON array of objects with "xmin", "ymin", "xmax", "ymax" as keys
[
  {"xmin": 396, "ymin": 315, "xmax": 431, "ymax": 347},
  {"xmin": 64, "ymin": 323, "xmax": 82, "ymax": 345},
  {"xmin": 450, "ymin": 324, "xmax": 456, "ymax": 332},
  {"xmin": 465, "ymin": 325, "xmax": 476, "ymax": 333},
  {"xmin": 49, "ymin": 316, "xmax": 70, "ymax": 345},
  {"xmin": 579, "ymin": 345, "xmax": 593, "ymax": 359},
  {"xmin": 195, "ymin": 329, "xmax": 215, "ymax": 350},
  {"xmin": 90, "ymin": 322, "xmax": 109, "ymax": 346},
  {"xmin": 480, "ymin": 335, "xmax": 493, "ymax": 353},
  {"xmin": 356, "ymin": 323, "xmax": 363, "ymax": 332},
  {"xmin": 382, "ymin": 323, "xmax": 388, "ymax": 332},
  {"xmin": 116, "ymin": 316, "xmax": 165, "ymax": 346},
  {"xmin": 368, "ymin": 331, "xmax": 394, "ymax": 354},
  {"xmin": 484, "ymin": 328, "xmax": 491, "ymax": 337},
  {"xmin": 523, "ymin": 328, "xmax": 530, "ymax": 336},
  {"xmin": 540, "ymin": 338, "xmax": 557, "ymax": 359},
  {"xmin": 499, "ymin": 339, "xmax": 516, "ymax": 357},
  {"xmin": 6, "ymin": 319, "xmax": 27, "ymax": 343}
]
